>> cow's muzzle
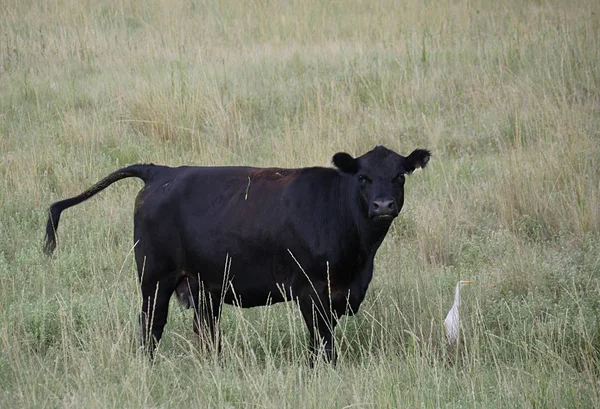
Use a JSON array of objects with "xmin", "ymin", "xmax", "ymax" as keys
[{"xmin": 370, "ymin": 198, "xmax": 398, "ymax": 220}]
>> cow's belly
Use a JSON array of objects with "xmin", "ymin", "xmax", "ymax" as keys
[
  {"xmin": 183, "ymin": 254, "xmax": 295, "ymax": 308},
  {"xmin": 221, "ymin": 284, "xmax": 288, "ymax": 308}
]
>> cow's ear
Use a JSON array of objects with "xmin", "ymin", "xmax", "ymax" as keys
[
  {"xmin": 333, "ymin": 152, "xmax": 359, "ymax": 174},
  {"xmin": 404, "ymin": 149, "xmax": 431, "ymax": 173}
]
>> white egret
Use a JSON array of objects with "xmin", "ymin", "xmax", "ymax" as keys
[{"xmin": 443, "ymin": 280, "xmax": 473, "ymax": 345}]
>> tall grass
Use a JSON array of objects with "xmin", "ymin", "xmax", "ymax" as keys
[{"xmin": 1, "ymin": 0, "xmax": 599, "ymax": 407}]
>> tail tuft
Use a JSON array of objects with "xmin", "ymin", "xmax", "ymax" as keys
[{"xmin": 44, "ymin": 203, "xmax": 63, "ymax": 255}]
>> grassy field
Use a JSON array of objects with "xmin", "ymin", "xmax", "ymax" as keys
[{"xmin": 1, "ymin": 0, "xmax": 599, "ymax": 407}]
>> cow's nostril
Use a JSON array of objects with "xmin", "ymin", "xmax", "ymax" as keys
[
  {"xmin": 372, "ymin": 202, "xmax": 380, "ymax": 210},
  {"xmin": 388, "ymin": 201, "xmax": 396, "ymax": 210}
]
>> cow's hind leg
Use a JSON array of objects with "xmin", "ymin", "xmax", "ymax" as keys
[
  {"xmin": 139, "ymin": 271, "xmax": 178, "ymax": 357},
  {"xmin": 299, "ymin": 295, "xmax": 338, "ymax": 366},
  {"xmin": 173, "ymin": 275, "xmax": 222, "ymax": 354},
  {"xmin": 192, "ymin": 287, "xmax": 222, "ymax": 354}
]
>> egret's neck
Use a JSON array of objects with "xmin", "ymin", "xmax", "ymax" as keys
[{"xmin": 453, "ymin": 284, "xmax": 461, "ymax": 308}]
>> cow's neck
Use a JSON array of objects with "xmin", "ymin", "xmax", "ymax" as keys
[{"xmin": 356, "ymin": 215, "xmax": 391, "ymax": 255}]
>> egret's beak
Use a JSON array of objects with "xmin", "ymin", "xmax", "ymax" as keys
[{"xmin": 459, "ymin": 280, "xmax": 473, "ymax": 285}]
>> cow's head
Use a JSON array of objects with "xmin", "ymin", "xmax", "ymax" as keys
[{"xmin": 333, "ymin": 146, "xmax": 430, "ymax": 222}]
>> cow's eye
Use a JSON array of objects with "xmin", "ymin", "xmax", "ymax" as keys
[
  {"xmin": 393, "ymin": 173, "xmax": 405, "ymax": 183},
  {"xmin": 358, "ymin": 175, "xmax": 371, "ymax": 185}
]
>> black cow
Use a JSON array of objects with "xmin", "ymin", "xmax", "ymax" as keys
[{"xmin": 44, "ymin": 145, "xmax": 430, "ymax": 363}]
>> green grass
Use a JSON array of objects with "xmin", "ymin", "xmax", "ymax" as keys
[{"xmin": 1, "ymin": 0, "xmax": 599, "ymax": 407}]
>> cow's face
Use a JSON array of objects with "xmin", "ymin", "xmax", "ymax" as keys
[{"xmin": 333, "ymin": 146, "xmax": 431, "ymax": 222}]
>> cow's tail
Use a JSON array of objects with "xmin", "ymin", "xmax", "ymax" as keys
[{"xmin": 44, "ymin": 164, "xmax": 155, "ymax": 255}]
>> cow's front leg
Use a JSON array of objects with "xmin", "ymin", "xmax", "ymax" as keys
[{"xmin": 299, "ymin": 295, "xmax": 338, "ymax": 366}]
